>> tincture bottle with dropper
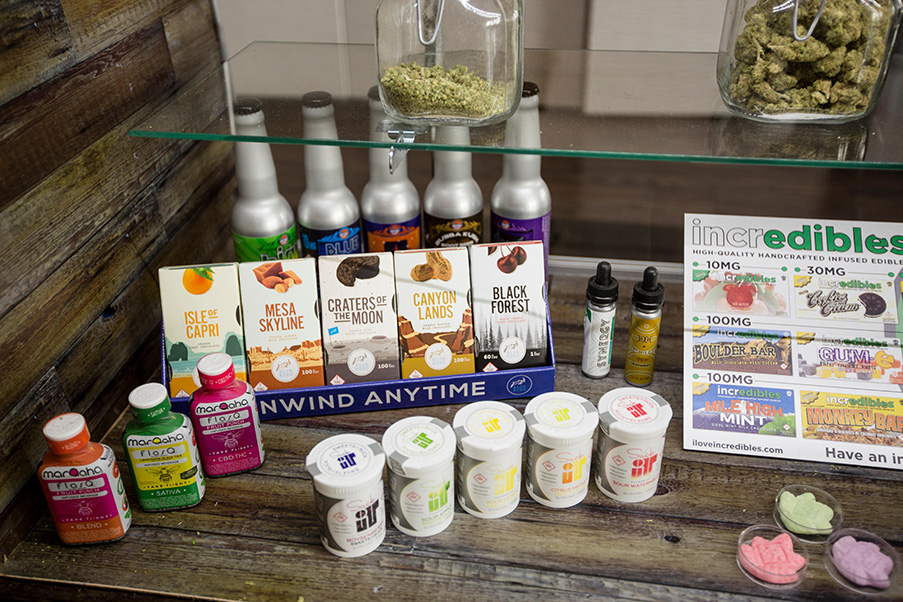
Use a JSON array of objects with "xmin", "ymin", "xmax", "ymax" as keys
[
  {"xmin": 490, "ymin": 81, "xmax": 551, "ymax": 272},
  {"xmin": 122, "ymin": 382, "xmax": 206, "ymax": 511},
  {"xmin": 297, "ymin": 91, "xmax": 362, "ymax": 257},
  {"xmin": 423, "ymin": 125, "xmax": 483, "ymax": 248},
  {"xmin": 230, "ymin": 97, "xmax": 299, "ymax": 262},
  {"xmin": 624, "ymin": 266, "xmax": 665, "ymax": 386},
  {"xmin": 582, "ymin": 261, "xmax": 619, "ymax": 378},
  {"xmin": 38, "ymin": 413, "xmax": 132, "ymax": 544},
  {"xmin": 190, "ymin": 352, "xmax": 265, "ymax": 477},
  {"xmin": 361, "ymin": 85, "xmax": 421, "ymax": 252}
]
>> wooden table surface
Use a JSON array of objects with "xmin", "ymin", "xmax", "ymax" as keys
[{"xmin": 3, "ymin": 273, "xmax": 902, "ymax": 601}]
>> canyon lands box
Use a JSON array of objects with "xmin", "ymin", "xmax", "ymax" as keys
[
  {"xmin": 239, "ymin": 259, "xmax": 325, "ymax": 391},
  {"xmin": 318, "ymin": 253, "xmax": 400, "ymax": 385},
  {"xmin": 469, "ymin": 241, "xmax": 548, "ymax": 372},
  {"xmin": 394, "ymin": 249, "xmax": 475, "ymax": 378}
]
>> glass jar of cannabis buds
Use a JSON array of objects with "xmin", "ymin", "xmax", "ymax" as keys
[
  {"xmin": 717, "ymin": 0, "xmax": 901, "ymax": 123},
  {"xmin": 375, "ymin": 0, "xmax": 524, "ymax": 126}
]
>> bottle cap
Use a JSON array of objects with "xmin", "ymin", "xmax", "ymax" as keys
[
  {"xmin": 368, "ymin": 85, "xmax": 380, "ymax": 101},
  {"xmin": 525, "ymin": 392, "xmax": 598, "ymax": 448},
  {"xmin": 597, "ymin": 388, "xmax": 673, "ymax": 443},
  {"xmin": 586, "ymin": 261, "xmax": 618, "ymax": 305},
  {"xmin": 306, "ymin": 434, "xmax": 386, "ymax": 498},
  {"xmin": 234, "ymin": 97, "xmax": 263, "ymax": 116},
  {"xmin": 632, "ymin": 266, "xmax": 665, "ymax": 311},
  {"xmin": 302, "ymin": 90, "xmax": 333, "ymax": 109},
  {"xmin": 197, "ymin": 353, "xmax": 236, "ymax": 389},
  {"xmin": 453, "ymin": 401, "xmax": 525, "ymax": 460},
  {"xmin": 382, "ymin": 416, "xmax": 456, "ymax": 478},
  {"xmin": 128, "ymin": 383, "xmax": 172, "ymax": 421},
  {"xmin": 43, "ymin": 413, "xmax": 91, "ymax": 454},
  {"xmin": 522, "ymin": 81, "xmax": 540, "ymax": 98}
]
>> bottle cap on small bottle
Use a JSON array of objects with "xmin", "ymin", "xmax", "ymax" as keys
[
  {"xmin": 302, "ymin": 90, "xmax": 333, "ymax": 109},
  {"xmin": 43, "ymin": 413, "xmax": 91, "ymax": 454},
  {"xmin": 587, "ymin": 261, "xmax": 619, "ymax": 305},
  {"xmin": 197, "ymin": 353, "xmax": 236, "ymax": 389},
  {"xmin": 632, "ymin": 266, "xmax": 664, "ymax": 311},
  {"xmin": 128, "ymin": 382, "xmax": 172, "ymax": 421},
  {"xmin": 522, "ymin": 81, "xmax": 540, "ymax": 98}
]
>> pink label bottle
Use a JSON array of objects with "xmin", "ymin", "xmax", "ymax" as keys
[{"xmin": 190, "ymin": 353, "xmax": 265, "ymax": 477}]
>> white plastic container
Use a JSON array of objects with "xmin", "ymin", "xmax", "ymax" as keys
[
  {"xmin": 382, "ymin": 416, "xmax": 456, "ymax": 536},
  {"xmin": 305, "ymin": 434, "xmax": 386, "ymax": 557},
  {"xmin": 594, "ymin": 388, "xmax": 673, "ymax": 503},
  {"xmin": 524, "ymin": 392, "xmax": 599, "ymax": 508},
  {"xmin": 453, "ymin": 401, "xmax": 525, "ymax": 519}
]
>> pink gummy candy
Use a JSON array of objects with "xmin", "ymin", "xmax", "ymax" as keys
[
  {"xmin": 739, "ymin": 533, "xmax": 807, "ymax": 585},
  {"xmin": 832, "ymin": 536, "xmax": 894, "ymax": 589}
]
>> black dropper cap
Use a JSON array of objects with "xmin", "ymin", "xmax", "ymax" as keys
[
  {"xmin": 586, "ymin": 261, "xmax": 619, "ymax": 305},
  {"xmin": 632, "ymin": 266, "xmax": 665, "ymax": 311}
]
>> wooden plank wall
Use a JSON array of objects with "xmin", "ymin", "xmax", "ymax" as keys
[{"xmin": 0, "ymin": 0, "xmax": 233, "ymax": 557}]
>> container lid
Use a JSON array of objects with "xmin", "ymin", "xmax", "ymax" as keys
[
  {"xmin": 597, "ymin": 388, "xmax": 673, "ymax": 443},
  {"xmin": 306, "ymin": 434, "xmax": 386, "ymax": 497},
  {"xmin": 43, "ymin": 413, "xmax": 91, "ymax": 454},
  {"xmin": 382, "ymin": 416, "xmax": 456, "ymax": 478},
  {"xmin": 525, "ymin": 392, "xmax": 598, "ymax": 448},
  {"xmin": 128, "ymin": 383, "xmax": 172, "ymax": 421},
  {"xmin": 453, "ymin": 401, "xmax": 525, "ymax": 460},
  {"xmin": 197, "ymin": 353, "xmax": 235, "ymax": 389}
]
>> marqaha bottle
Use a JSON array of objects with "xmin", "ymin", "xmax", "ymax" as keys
[
  {"xmin": 38, "ymin": 413, "xmax": 132, "ymax": 544},
  {"xmin": 297, "ymin": 91, "xmax": 362, "ymax": 257},
  {"xmin": 190, "ymin": 353, "xmax": 265, "ymax": 477},
  {"xmin": 122, "ymin": 382, "xmax": 205, "ymax": 512},
  {"xmin": 230, "ymin": 97, "xmax": 298, "ymax": 262},
  {"xmin": 361, "ymin": 85, "xmax": 421, "ymax": 252}
]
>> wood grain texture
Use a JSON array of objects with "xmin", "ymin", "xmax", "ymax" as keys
[
  {"xmin": 0, "ymin": 21, "xmax": 174, "ymax": 213},
  {"xmin": 161, "ymin": 0, "xmax": 221, "ymax": 85},
  {"xmin": 0, "ymin": 0, "xmax": 75, "ymax": 105},
  {"xmin": 60, "ymin": 0, "xmax": 169, "ymax": 59}
]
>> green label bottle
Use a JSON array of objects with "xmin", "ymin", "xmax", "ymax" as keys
[{"xmin": 122, "ymin": 383, "xmax": 206, "ymax": 512}]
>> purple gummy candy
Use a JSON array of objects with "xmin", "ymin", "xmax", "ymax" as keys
[{"xmin": 832, "ymin": 535, "xmax": 894, "ymax": 589}]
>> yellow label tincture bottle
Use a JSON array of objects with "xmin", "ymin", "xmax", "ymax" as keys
[{"xmin": 625, "ymin": 267, "xmax": 664, "ymax": 386}]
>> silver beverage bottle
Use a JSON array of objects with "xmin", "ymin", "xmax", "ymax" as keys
[
  {"xmin": 361, "ymin": 85, "xmax": 421, "ymax": 252},
  {"xmin": 423, "ymin": 126, "xmax": 483, "ymax": 248},
  {"xmin": 231, "ymin": 98, "xmax": 299, "ymax": 262},
  {"xmin": 582, "ymin": 261, "xmax": 619, "ymax": 378},
  {"xmin": 297, "ymin": 91, "xmax": 362, "ymax": 257},
  {"xmin": 490, "ymin": 82, "xmax": 551, "ymax": 272}
]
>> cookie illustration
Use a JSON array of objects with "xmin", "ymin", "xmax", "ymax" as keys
[
  {"xmin": 859, "ymin": 292, "xmax": 887, "ymax": 317},
  {"xmin": 336, "ymin": 255, "xmax": 380, "ymax": 287},
  {"xmin": 411, "ymin": 251, "xmax": 452, "ymax": 282}
]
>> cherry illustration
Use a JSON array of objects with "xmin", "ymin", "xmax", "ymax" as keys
[{"xmin": 724, "ymin": 282, "xmax": 756, "ymax": 308}]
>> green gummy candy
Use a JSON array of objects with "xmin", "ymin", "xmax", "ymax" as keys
[{"xmin": 779, "ymin": 491, "xmax": 834, "ymax": 534}]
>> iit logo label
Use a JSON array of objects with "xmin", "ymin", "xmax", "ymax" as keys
[
  {"xmin": 412, "ymin": 433, "xmax": 433, "ymax": 449},
  {"xmin": 337, "ymin": 452, "xmax": 357, "ymax": 469},
  {"xmin": 626, "ymin": 403, "xmax": 647, "ymax": 418},
  {"xmin": 500, "ymin": 220, "xmax": 511, "ymax": 230},
  {"xmin": 506, "ymin": 375, "xmax": 532, "ymax": 396},
  {"xmin": 451, "ymin": 220, "xmax": 463, "ymax": 231},
  {"xmin": 338, "ymin": 228, "xmax": 350, "ymax": 239},
  {"xmin": 279, "ymin": 233, "xmax": 290, "ymax": 246}
]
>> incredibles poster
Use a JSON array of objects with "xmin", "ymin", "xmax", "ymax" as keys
[{"xmin": 684, "ymin": 214, "xmax": 903, "ymax": 470}]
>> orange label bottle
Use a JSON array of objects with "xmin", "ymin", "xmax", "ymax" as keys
[{"xmin": 38, "ymin": 413, "xmax": 131, "ymax": 544}]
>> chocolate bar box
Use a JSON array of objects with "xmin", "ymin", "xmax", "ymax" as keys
[
  {"xmin": 159, "ymin": 263, "xmax": 246, "ymax": 398},
  {"xmin": 239, "ymin": 259, "xmax": 325, "ymax": 391},
  {"xmin": 394, "ymin": 249, "xmax": 475, "ymax": 378},
  {"xmin": 318, "ymin": 253, "xmax": 400, "ymax": 385},
  {"xmin": 469, "ymin": 241, "xmax": 548, "ymax": 372}
]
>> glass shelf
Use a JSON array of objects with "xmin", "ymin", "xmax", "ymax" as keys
[{"xmin": 131, "ymin": 42, "xmax": 903, "ymax": 169}]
